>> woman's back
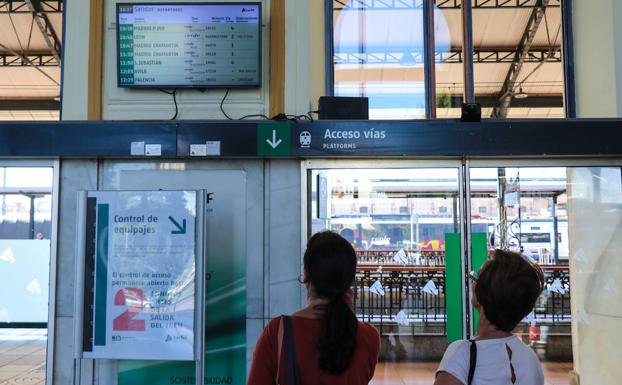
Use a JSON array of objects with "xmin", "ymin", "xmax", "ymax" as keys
[
  {"xmin": 438, "ymin": 336, "xmax": 544, "ymax": 385},
  {"xmin": 248, "ymin": 316, "xmax": 380, "ymax": 385}
]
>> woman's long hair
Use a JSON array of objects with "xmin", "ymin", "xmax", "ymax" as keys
[{"xmin": 303, "ymin": 231, "xmax": 358, "ymax": 374}]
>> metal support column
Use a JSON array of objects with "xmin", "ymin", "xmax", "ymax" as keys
[
  {"xmin": 423, "ymin": 0, "xmax": 436, "ymax": 118},
  {"xmin": 325, "ymin": 0, "xmax": 335, "ymax": 96},
  {"xmin": 552, "ymin": 194, "xmax": 559, "ymax": 264},
  {"xmin": 561, "ymin": 0, "xmax": 576, "ymax": 118},
  {"xmin": 462, "ymin": 0, "xmax": 475, "ymax": 103},
  {"xmin": 497, "ymin": 168, "xmax": 507, "ymax": 249}
]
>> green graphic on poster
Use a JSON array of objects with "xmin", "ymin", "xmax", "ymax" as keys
[{"xmin": 118, "ymin": 171, "xmax": 247, "ymax": 385}]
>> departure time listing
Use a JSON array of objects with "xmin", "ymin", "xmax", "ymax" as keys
[{"xmin": 118, "ymin": 4, "xmax": 260, "ymax": 87}]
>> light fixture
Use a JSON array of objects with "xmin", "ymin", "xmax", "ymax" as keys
[{"xmin": 514, "ymin": 87, "xmax": 529, "ymax": 99}]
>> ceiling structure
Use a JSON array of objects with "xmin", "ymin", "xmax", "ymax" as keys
[
  {"xmin": 0, "ymin": 0, "xmax": 565, "ymax": 121},
  {"xmin": 0, "ymin": 0, "xmax": 62, "ymax": 121},
  {"xmin": 333, "ymin": 0, "xmax": 565, "ymax": 119}
]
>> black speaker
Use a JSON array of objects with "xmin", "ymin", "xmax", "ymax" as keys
[
  {"xmin": 461, "ymin": 103, "xmax": 481, "ymax": 122},
  {"xmin": 318, "ymin": 96, "xmax": 369, "ymax": 120}
]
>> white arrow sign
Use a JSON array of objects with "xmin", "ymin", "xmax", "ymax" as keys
[{"xmin": 266, "ymin": 130, "xmax": 282, "ymax": 149}]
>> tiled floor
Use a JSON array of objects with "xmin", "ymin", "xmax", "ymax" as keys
[
  {"xmin": 0, "ymin": 329, "xmax": 47, "ymax": 385},
  {"xmin": 0, "ymin": 329, "xmax": 573, "ymax": 385},
  {"xmin": 370, "ymin": 361, "xmax": 573, "ymax": 385}
]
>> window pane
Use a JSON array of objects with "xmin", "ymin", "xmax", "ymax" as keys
[
  {"xmin": 472, "ymin": 0, "xmax": 565, "ymax": 118},
  {"xmin": 333, "ymin": 0, "xmax": 436, "ymax": 119},
  {"xmin": 435, "ymin": 0, "xmax": 464, "ymax": 118}
]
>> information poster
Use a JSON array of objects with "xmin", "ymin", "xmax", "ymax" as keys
[
  {"xmin": 117, "ymin": 4, "xmax": 261, "ymax": 87},
  {"xmin": 84, "ymin": 191, "xmax": 197, "ymax": 360},
  {"xmin": 116, "ymin": 171, "xmax": 246, "ymax": 385}
]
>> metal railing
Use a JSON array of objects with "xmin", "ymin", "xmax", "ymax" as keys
[{"xmin": 353, "ymin": 251, "xmax": 571, "ymax": 336}]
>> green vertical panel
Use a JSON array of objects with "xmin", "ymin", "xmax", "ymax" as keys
[
  {"xmin": 471, "ymin": 232, "xmax": 489, "ymax": 333},
  {"xmin": 445, "ymin": 233, "xmax": 463, "ymax": 343},
  {"xmin": 94, "ymin": 204, "xmax": 109, "ymax": 346},
  {"xmin": 204, "ymin": 247, "xmax": 246, "ymax": 384}
]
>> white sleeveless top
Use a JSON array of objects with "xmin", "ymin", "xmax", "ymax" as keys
[{"xmin": 436, "ymin": 336, "xmax": 544, "ymax": 385}]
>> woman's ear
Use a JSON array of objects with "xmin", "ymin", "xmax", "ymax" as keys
[{"xmin": 471, "ymin": 282, "xmax": 480, "ymax": 308}]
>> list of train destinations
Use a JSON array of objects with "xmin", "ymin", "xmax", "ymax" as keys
[{"xmin": 117, "ymin": 4, "xmax": 261, "ymax": 87}]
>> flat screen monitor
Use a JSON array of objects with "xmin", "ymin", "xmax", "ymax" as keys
[{"xmin": 116, "ymin": 3, "xmax": 261, "ymax": 88}]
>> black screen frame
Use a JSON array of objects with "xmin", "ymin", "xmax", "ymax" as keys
[{"xmin": 116, "ymin": 2, "xmax": 262, "ymax": 89}]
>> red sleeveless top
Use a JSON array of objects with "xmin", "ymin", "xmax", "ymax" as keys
[{"xmin": 248, "ymin": 316, "xmax": 380, "ymax": 385}]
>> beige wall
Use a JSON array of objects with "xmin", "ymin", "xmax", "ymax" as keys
[
  {"xmin": 573, "ymin": 0, "xmax": 622, "ymax": 117},
  {"xmin": 61, "ymin": 0, "xmax": 324, "ymax": 120},
  {"xmin": 60, "ymin": 1, "xmax": 92, "ymax": 120},
  {"xmin": 571, "ymin": 1, "xmax": 622, "ymax": 383},
  {"xmin": 101, "ymin": 0, "xmax": 269, "ymax": 120}
]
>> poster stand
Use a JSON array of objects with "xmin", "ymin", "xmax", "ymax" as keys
[{"xmin": 73, "ymin": 190, "xmax": 206, "ymax": 385}]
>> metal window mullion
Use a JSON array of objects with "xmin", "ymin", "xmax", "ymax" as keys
[
  {"xmin": 462, "ymin": 0, "xmax": 475, "ymax": 103},
  {"xmin": 423, "ymin": 0, "xmax": 437, "ymax": 118},
  {"xmin": 561, "ymin": 0, "xmax": 576, "ymax": 117},
  {"xmin": 325, "ymin": 0, "xmax": 335, "ymax": 96}
]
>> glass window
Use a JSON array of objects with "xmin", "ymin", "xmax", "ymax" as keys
[
  {"xmin": 310, "ymin": 167, "xmax": 462, "ymax": 382},
  {"xmin": 469, "ymin": 166, "xmax": 573, "ymax": 385},
  {"xmin": 472, "ymin": 0, "xmax": 565, "ymax": 118},
  {"xmin": 0, "ymin": 165, "xmax": 55, "ymax": 385},
  {"xmin": 330, "ymin": 0, "xmax": 569, "ymax": 119},
  {"xmin": 332, "ymin": 0, "xmax": 442, "ymax": 118}
]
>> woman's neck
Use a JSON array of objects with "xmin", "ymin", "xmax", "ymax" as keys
[
  {"xmin": 292, "ymin": 297, "xmax": 328, "ymax": 319},
  {"xmin": 475, "ymin": 314, "xmax": 513, "ymax": 340}
]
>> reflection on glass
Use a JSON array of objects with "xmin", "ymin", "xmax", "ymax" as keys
[
  {"xmin": 310, "ymin": 168, "xmax": 460, "ymax": 383},
  {"xmin": 435, "ymin": 1, "xmax": 463, "ymax": 118},
  {"xmin": 471, "ymin": 1, "xmax": 565, "ymax": 118},
  {"xmin": 0, "ymin": 166, "xmax": 53, "ymax": 384},
  {"xmin": 470, "ymin": 167, "xmax": 572, "ymax": 384},
  {"xmin": 332, "ymin": 1, "xmax": 451, "ymax": 119}
]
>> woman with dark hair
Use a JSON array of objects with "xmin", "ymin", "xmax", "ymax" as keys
[
  {"xmin": 248, "ymin": 231, "xmax": 380, "ymax": 385},
  {"xmin": 435, "ymin": 249, "xmax": 546, "ymax": 385}
]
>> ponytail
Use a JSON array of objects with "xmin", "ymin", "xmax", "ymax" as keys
[
  {"xmin": 303, "ymin": 231, "xmax": 358, "ymax": 374},
  {"xmin": 318, "ymin": 295, "xmax": 358, "ymax": 373}
]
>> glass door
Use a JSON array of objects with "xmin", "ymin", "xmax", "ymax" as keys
[
  {"xmin": 467, "ymin": 163, "xmax": 622, "ymax": 385},
  {"xmin": 306, "ymin": 162, "xmax": 465, "ymax": 384},
  {"xmin": 0, "ymin": 162, "xmax": 57, "ymax": 385}
]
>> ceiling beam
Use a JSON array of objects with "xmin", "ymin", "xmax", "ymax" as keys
[
  {"xmin": 333, "ymin": 0, "xmax": 560, "ymax": 11},
  {"xmin": 0, "ymin": 99, "xmax": 59, "ymax": 111},
  {"xmin": 25, "ymin": 0, "xmax": 61, "ymax": 63},
  {"xmin": 0, "ymin": 0, "xmax": 62, "ymax": 13},
  {"xmin": 492, "ymin": 0, "xmax": 552, "ymax": 118},
  {"xmin": 334, "ymin": 47, "xmax": 561, "ymax": 65},
  {"xmin": 0, "ymin": 51, "xmax": 58, "ymax": 66}
]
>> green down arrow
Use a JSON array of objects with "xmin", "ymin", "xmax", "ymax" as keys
[{"xmin": 168, "ymin": 216, "xmax": 187, "ymax": 235}]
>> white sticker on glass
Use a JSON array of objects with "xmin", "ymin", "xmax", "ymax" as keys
[
  {"xmin": 573, "ymin": 248, "xmax": 588, "ymax": 263},
  {"xmin": 0, "ymin": 248, "xmax": 15, "ymax": 263},
  {"xmin": 26, "ymin": 279, "xmax": 42, "ymax": 295},
  {"xmin": 422, "ymin": 279, "xmax": 439, "ymax": 295},
  {"xmin": 575, "ymin": 309, "xmax": 590, "ymax": 325},
  {"xmin": 523, "ymin": 311, "xmax": 536, "ymax": 326},
  {"xmin": 369, "ymin": 280, "xmax": 385, "ymax": 296},
  {"xmin": 393, "ymin": 249, "xmax": 408, "ymax": 264},
  {"xmin": 548, "ymin": 278, "xmax": 567, "ymax": 295},
  {"xmin": 394, "ymin": 310, "xmax": 410, "ymax": 326}
]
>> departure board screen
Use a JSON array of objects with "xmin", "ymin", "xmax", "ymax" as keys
[{"xmin": 116, "ymin": 3, "xmax": 261, "ymax": 88}]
